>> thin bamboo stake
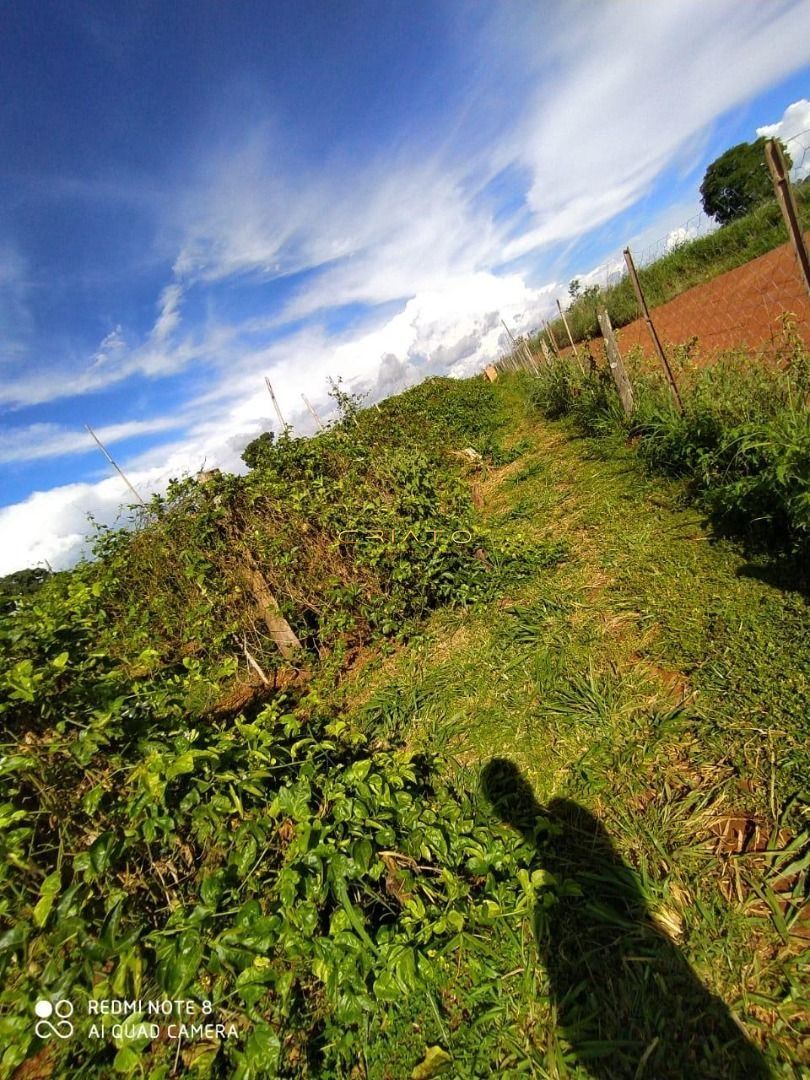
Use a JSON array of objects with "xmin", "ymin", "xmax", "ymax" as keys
[
  {"xmin": 556, "ymin": 299, "xmax": 584, "ymax": 372},
  {"xmin": 301, "ymin": 393, "xmax": 326, "ymax": 430},
  {"xmin": 543, "ymin": 319, "xmax": 562, "ymax": 357},
  {"xmin": 85, "ymin": 425, "xmax": 147, "ymax": 507},
  {"xmin": 264, "ymin": 377, "xmax": 287, "ymax": 430}
]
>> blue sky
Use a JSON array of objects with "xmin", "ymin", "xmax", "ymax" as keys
[{"xmin": 2, "ymin": 0, "xmax": 810, "ymax": 572}]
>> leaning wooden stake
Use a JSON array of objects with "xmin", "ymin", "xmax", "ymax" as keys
[
  {"xmin": 237, "ymin": 557, "xmax": 301, "ymax": 661},
  {"xmin": 85, "ymin": 425, "xmax": 147, "ymax": 507},
  {"xmin": 543, "ymin": 318, "xmax": 562, "ymax": 357},
  {"xmin": 301, "ymin": 393, "xmax": 326, "ymax": 430},
  {"xmin": 264, "ymin": 377, "xmax": 287, "ymax": 430},
  {"xmin": 765, "ymin": 138, "xmax": 810, "ymax": 297},
  {"xmin": 623, "ymin": 247, "xmax": 683, "ymax": 411},
  {"xmin": 556, "ymin": 299, "xmax": 584, "ymax": 373},
  {"xmin": 521, "ymin": 341, "xmax": 539, "ymax": 373},
  {"xmin": 597, "ymin": 308, "xmax": 634, "ymax": 418}
]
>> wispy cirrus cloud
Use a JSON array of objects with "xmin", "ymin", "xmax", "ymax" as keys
[
  {"xmin": 0, "ymin": 416, "xmax": 184, "ymax": 466},
  {"xmin": 3, "ymin": 1, "xmax": 810, "ymax": 573}
]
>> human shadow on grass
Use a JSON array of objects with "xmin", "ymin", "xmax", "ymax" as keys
[{"xmin": 481, "ymin": 759, "xmax": 769, "ymax": 1079}]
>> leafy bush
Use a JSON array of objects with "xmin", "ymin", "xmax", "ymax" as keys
[
  {"xmin": 0, "ymin": 684, "xmax": 551, "ymax": 1077},
  {"xmin": 0, "ymin": 374, "xmax": 566, "ymax": 1076}
]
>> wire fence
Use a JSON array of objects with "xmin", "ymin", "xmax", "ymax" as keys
[{"xmin": 511, "ymin": 130, "xmax": 810, "ymax": 376}]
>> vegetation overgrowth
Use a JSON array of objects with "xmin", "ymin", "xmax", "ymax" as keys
[
  {"xmin": 1, "ymin": 363, "xmax": 809, "ymax": 1077},
  {"xmin": 0, "ymin": 377, "xmax": 564, "ymax": 1078},
  {"xmin": 526, "ymin": 326, "xmax": 810, "ymax": 559},
  {"xmin": 539, "ymin": 182, "xmax": 810, "ymax": 349}
]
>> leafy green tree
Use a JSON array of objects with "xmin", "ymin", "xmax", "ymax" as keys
[
  {"xmin": 241, "ymin": 429, "xmax": 275, "ymax": 468},
  {"xmin": 700, "ymin": 137, "xmax": 791, "ymax": 226}
]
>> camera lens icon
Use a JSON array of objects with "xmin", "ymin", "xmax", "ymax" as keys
[{"xmin": 34, "ymin": 999, "xmax": 74, "ymax": 1039}]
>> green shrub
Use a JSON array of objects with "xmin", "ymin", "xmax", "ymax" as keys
[{"xmin": 0, "ymin": 682, "xmax": 552, "ymax": 1076}]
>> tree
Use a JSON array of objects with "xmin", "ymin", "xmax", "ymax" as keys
[
  {"xmin": 241, "ymin": 430, "xmax": 275, "ymax": 469},
  {"xmin": 700, "ymin": 137, "xmax": 791, "ymax": 226}
]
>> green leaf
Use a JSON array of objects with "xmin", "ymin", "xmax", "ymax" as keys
[
  {"xmin": 411, "ymin": 1046, "xmax": 453, "ymax": 1079},
  {"xmin": 89, "ymin": 831, "xmax": 117, "ymax": 875},
  {"xmin": 166, "ymin": 752, "xmax": 197, "ymax": 780},
  {"xmin": 32, "ymin": 871, "xmax": 61, "ymax": 928}
]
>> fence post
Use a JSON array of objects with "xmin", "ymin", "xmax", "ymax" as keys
[
  {"xmin": 543, "ymin": 319, "xmax": 561, "ymax": 357},
  {"xmin": 521, "ymin": 341, "xmax": 538, "ymax": 373},
  {"xmin": 765, "ymin": 138, "xmax": 810, "ymax": 297},
  {"xmin": 623, "ymin": 247, "xmax": 683, "ymax": 411},
  {"xmin": 597, "ymin": 308, "xmax": 634, "ymax": 418},
  {"xmin": 265, "ymin": 377, "xmax": 287, "ymax": 430},
  {"xmin": 556, "ymin": 299, "xmax": 585, "ymax": 373},
  {"xmin": 540, "ymin": 340, "xmax": 553, "ymax": 365},
  {"xmin": 301, "ymin": 393, "xmax": 326, "ymax": 430}
]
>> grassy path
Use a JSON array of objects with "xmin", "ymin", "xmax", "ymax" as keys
[{"xmin": 337, "ymin": 377, "xmax": 809, "ymax": 1077}]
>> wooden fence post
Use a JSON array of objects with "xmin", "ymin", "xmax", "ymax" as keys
[
  {"xmin": 556, "ymin": 299, "xmax": 584, "ymax": 373},
  {"xmin": 236, "ymin": 554, "xmax": 302, "ymax": 661},
  {"xmin": 597, "ymin": 308, "xmax": 634, "ymax": 418},
  {"xmin": 623, "ymin": 247, "xmax": 683, "ymax": 411},
  {"xmin": 543, "ymin": 319, "xmax": 561, "ymax": 357},
  {"xmin": 765, "ymin": 138, "xmax": 810, "ymax": 297}
]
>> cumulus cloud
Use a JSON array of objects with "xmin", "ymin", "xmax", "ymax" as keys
[{"xmin": 757, "ymin": 98, "xmax": 810, "ymax": 179}]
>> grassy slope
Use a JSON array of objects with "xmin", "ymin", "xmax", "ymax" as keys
[{"xmin": 328, "ymin": 376, "xmax": 809, "ymax": 1077}]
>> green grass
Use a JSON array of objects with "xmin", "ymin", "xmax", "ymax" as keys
[
  {"xmin": 2, "ymin": 372, "xmax": 808, "ymax": 1077},
  {"xmin": 540, "ymin": 185, "xmax": 810, "ymax": 348},
  {"xmin": 334, "ymin": 376, "xmax": 810, "ymax": 1076}
]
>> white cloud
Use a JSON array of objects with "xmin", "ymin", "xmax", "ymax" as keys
[
  {"xmin": 0, "ymin": 270, "xmax": 557, "ymax": 572},
  {"xmin": 151, "ymin": 284, "xmax": 184, "ymax": 341},
  {"xmin": 89, "ymin": 325, "xmax": 126, "ymax": 369},
  {"xmin": 5, "ymin": 4, "xmax": 810, "ymax": 571},
  {"xmin": 0, "ymin": 416, "xmax": 183, "ymax": 466},
  {"xmin": 757, "ymin": 98, "xmax": 810, "ymax": 179},
  {"xmin": 502, "ymin": 2, "xmax": 810, "ymax": 258}
]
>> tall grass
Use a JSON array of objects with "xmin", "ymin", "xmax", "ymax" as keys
[
  {"xmin": 539, "ymin": 185, "xmax": 810, "ymax": 348},
  {"xmin": 526, "ymin": 336, "xmax": 810, "ymax": 555}
]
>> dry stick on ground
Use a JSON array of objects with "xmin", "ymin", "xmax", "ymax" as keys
[
  {"xmin": 556, "ymin": 299, "xmax": 585, "ymax": 373},
  {"xmin": 302, "ymin": 393, "xmax": 326, "ymax": 430},
  {"xmin": 264, "ymin": 377, "xmax": 287, "ymax": 431},
  {"xmin": 765, "ymin": 137, "xmax": 810, "ymax": 297},
  {"xmin": 597, "ymin": 307, "xmax": 635, "ymax": 418},
  {"xmin": 623, "ymin": 246, "xmax": 683, "ymax": 412}
]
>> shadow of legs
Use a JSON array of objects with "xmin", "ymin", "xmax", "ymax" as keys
[{"xmin": 481, "ymin": 759, "xmax": 769, "ymax": 1079}]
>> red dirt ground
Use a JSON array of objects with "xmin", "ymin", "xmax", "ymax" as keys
[{"xmin": 562, "ymin": 234, "xmax": 810, "ymax": 366}]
